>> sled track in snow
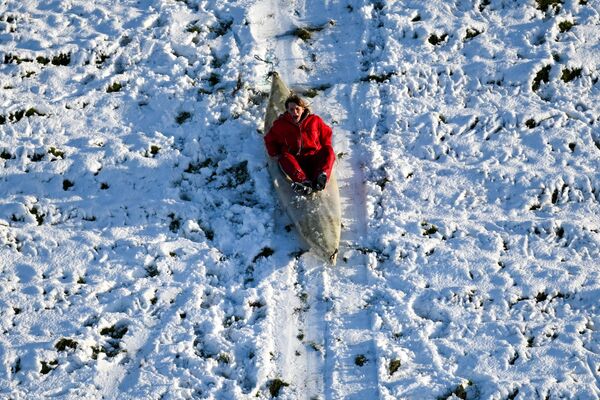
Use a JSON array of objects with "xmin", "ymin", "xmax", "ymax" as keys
[{"xmin": 249, "ymin": 0, "xmax": 386, "ymax": 398}]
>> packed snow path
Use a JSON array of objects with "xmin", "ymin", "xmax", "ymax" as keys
[{"xmin": 2, "ymin": 0, "xmax": 600, "ymax": 399}]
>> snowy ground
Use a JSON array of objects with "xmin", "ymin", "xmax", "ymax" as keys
[{"xmin": 1, "ymin": 0, "xmax": 600, "ymax": 398}]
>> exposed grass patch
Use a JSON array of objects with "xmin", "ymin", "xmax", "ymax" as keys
[
  {"xmin": 96, "ymin": 53, "xmax": 110, "ymax": 66},
  {"xmin": 40, "ymin": 360, "xmax": 58, "ymax": 374},
  {"xmin": 4, "ymin": 54, "xmax": 33, "ymax": 64},
  {"xmin": 168, "ymin": 213, "xmax": 181, "ymax": 233},
  {"xmin": 303, "ymin": 84, "xmax": 331, "ymax": 98},
  {"xmin": 355, "ymin": 354, "xmax": 368, "ymax": 366},
  {"xmin": 36, "ymin": 56, "xmax": 50, "ymax": 65},
  {"xmin": 222, "ymin": 160, "xmax": 250, "ymax": 188},
  {"xmin": 525, "ymin": 118, "xmax": 537, "ymax": 129},
  {"xmin": 536, "ymin": 0, "xmax": 563, "ymax": 12},
  {"xmin": 100, "ymin": 322, "xmax": 128, "ymax": 339},
  {"xmin": 49, "ymin": 147, "xmax": 65, "ymax": 159},
  {"xmin": 176, "ymin": 111, "xmax": 192, "ymax": 125},
  {"xmin": 421, "ymin": 222, "xmax": 439, "ymax": 237},
  {"xmin": 1, "ymin": 149, "xmax": 13, "ymax": 160},
  {"xmin": 0, "ymin": 108, "xmax": 46, "ymax": 125},
  {"xmin": 558, "ymin": 20, "xmax": 575, "ymax": 33},
  {"xmin": 209, "ymin": 18, "xmax": 233, "ymax": 37},
  {"xmin": 532, "ymin": 65, "xmax": 551, "ymax": 91},
  {"xmin": 361, "ymin": 71, "xmax": 396, "ymax": 83},
  {"xmin": 465, "ymin": 28, "xmax": 482, "ymax": 40},
  {"xmin": 55, "ymin": 338, "xmax": 78, "ymax": 351},
  {"xmin": 185, "ymin": 158, "xmax": 215, "ymax": 173},
  {"xmin": 145, "ymin": 264, "xmax": 159, "ymax": 277},
  {"xmin": 268, "ymin": 378, "xmax": 289, "ymax": 397},
  {"xmin": 252, "ymin": 247, "xmax": 274, "ymax": 262},
  {"xmin": 291, "ymin": 21, "xmax": 334, "ymax": 41},
  {"xmin": 186, "ymin": 23, "xmax": 202, "ymax": 34},
  {"xmin": 62, "ymin": 179, "xmax": 74, "ymax": 191},
  {"xmin": 207, "ymin": 73, "xmax": 220, "ymax": 86},
  {"xmin": 437, "ymin": 381, "xmax": 473, "ymax": 400},
  {"xmin": 149, "ymin": 145, "xmax": 160, "ymax": 156},
  {"xmin": 428, "ymin": 33, "xmax": 448, "ymax": 45},
  {"xmin": 389, "ymin": 359, "xmax": 401, "ymax": 375},
  {"xmin": 30, "ymin": 207, "xmax": 44, "ymax": 225},
  {"xmin": 51, "ymin": 53, "xmax": 71, "ymax": 66},
  {"xmin": 561, "ymin": 67, "xmax": 582, "ymax": 83},
  {"xmin": 107, "ymin": 81, "xmax": 123, "ymax": 93}
]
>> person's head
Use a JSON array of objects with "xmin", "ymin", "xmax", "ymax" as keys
[{"xmin": 285, "ymin": 94, "xmax": 309, "ymax": 122}]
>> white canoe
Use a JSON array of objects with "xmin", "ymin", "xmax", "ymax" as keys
[{"xmin": 263, "ymin": 72, "xmax": 341, "ymax": 264}]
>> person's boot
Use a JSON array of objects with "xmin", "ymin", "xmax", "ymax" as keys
[
  {"xmin": 291, "ymin": 180, "xmax": 313, "ymax": 195},
  {"xmin": 313, "ymin": 172, "xmax": 327, "ymax": 191}
]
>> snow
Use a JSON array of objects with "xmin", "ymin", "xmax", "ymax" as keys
[{"xmin": 1, "ymin": 0, "xmax": 600, "ymax": 398}]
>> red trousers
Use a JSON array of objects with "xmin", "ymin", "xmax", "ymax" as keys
[{"xmin": 278, "ymin": 147, "xmax": 335, "ymax": 183}]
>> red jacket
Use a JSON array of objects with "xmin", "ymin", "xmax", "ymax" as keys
[{"xmin": 264, "ymin": 111, "xmax": 333, "ymax": 158}]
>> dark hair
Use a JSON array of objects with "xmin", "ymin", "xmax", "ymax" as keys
[{"xmin": 284, "ymin": 94, "xmax": 310, "ymax": 109}]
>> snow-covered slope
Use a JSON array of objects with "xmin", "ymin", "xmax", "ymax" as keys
[{"xmin": 1, "ymin": 0, "xmax": 600, "ymax": 398}]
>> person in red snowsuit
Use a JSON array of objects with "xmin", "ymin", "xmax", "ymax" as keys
[{"xmin": 264, "ymin": 94, "xmax": 335, "ymax": 195}]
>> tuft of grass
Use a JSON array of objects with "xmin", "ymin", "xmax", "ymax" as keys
[
  {"xmin": 96, "ymin": 53, "xmax": 110, "ymax": 66},
  {"xmin": 525, "ymin": 119, "xmax": 537, "ymax": 129},
  {"xmin": 62, "ymin": 179, "xmax": 74, "ymax": 191},
  {"xmin": 209, "ymin": 19, "xmax": 233, "ymax": 37},
  {"xmin": 186, "ymin": 24, "xmax": 201, "ymax": 34},
  {"xmin": 389, "ymin": 359, "xmax": 401, "ymax": 375},
  {"xmin": 51, "ymin": 53, "xmax": 71, "ymax": 66},
  {"xmin": 1, "ymin": 149, "xmax": 13, "ymax": 160},
  {"xmin": 30, "ymin": 207, "xmax": 44, "ymax": 225},
  {"xmin": 303, "ymin": 84, "xmax": 332, "ymax": 98},
  {"xmin": 145, "ymin": 264, "xmax": 159, "ymax": 277},
  {"xmin": 4, "ymin": 54, "xmax": 33, "ymax": 64},
  {"xmin": 223, "ymin": 160, "xmax": 250, "ymax": 187},
  {"xmin": 535, "ymin": 292, "xmax": 548, "ymax": 302},
  {"xmin": 34, "ymin": 55, "xmax": 48, "ymax": 65},
  {"xmin": 437, "ymin": 381, "xmax": 473, "ymax": 400},
  {"xmin": 185, "ymin": 158, "xmax": 215, "ymax": 173},
  {"xmin": 561, "ymin": 67, "xmax": 582, "ymax": 82},
  {"xmin": 422, "ymin": 222, "xmax": 439, "ymax": 236},
  {"xmin": 355, "ymin": 354, "xmax": 368, "ymax": 366},
  {"xmin": 107, "ymin": 82, "xmax": 122, "ymax": 93},
  {"xmin": 207, "ymin": 73, "xmax": 220, "ymax": 86},
  {"xmin": 536, "ymin": 0, "xmax": 563, "ymax": 12},
  {"xmin": 49, "ymin": 147, "xmax": 65, "ymax": 159},
  {"xmin": 55, "ymin": 338, "xmax": 78, "ymax": 351},
  {"xmin": 428, "ymin": 33, "xmax": 448, "ymax": 45},
  {"xmin": 268, "ymin": 378, "xmax": 289, "ymax": 397},
  {"xmin": 168, "ymin": 213, "xmax": 181, "ymax": 233},
  {"xmin": 253, "ymin": 247, "xmax": 274, "ymax": 262},
  {"xmin": 558, "ymin": 20, "xmax": 575, "ymax": 33},
  {"xmin": 465, "ymin": 28, "xmax": 482, "ymax": 40},
  {"xmin": 100, "ymin": 323, "xmax": 128, "ymax": 339},
  {"xmin": 361, "ymin": 71, "xmax": 396, "ymax": 83},
  {"xmin": 25, "ymin": 108, "xmax": 45, "ymax": 117},
  {"xmin": 532, "ymin": 65, "xmax": 551, "ymax": 91},
  {"xmin": 176, "ymin": 111, "xmax": 192, "ymax": 125},
  {"xmin": 40, "ymin": 360, "xmax": 58, "ymax": 374},
  {"xmin": 294, "ymin": 27, "xmax": 312, "ymax": 41},
  {"xmin": 291, "ymin": 22, "xmax": 332, "ymax": 41}
]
